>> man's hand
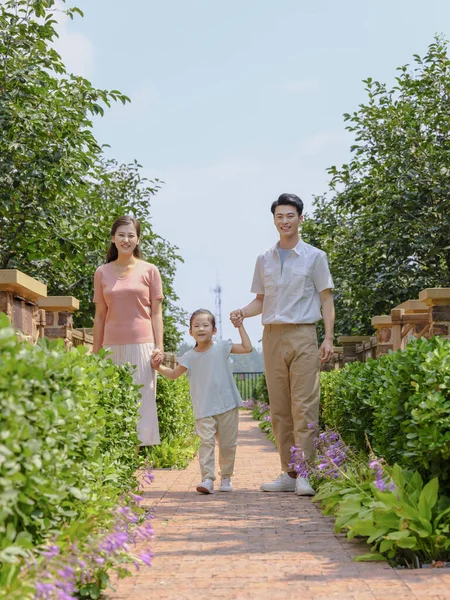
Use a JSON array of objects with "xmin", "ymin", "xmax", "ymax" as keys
[
  {"xmin": 319, "ymin": 338, "xmax": 334, "ymax": 363},
  {"xmin": 230, "ymin": 309, "xmax": 244, "ymax": 328},
  {"xmin": 151, "ymin": 348, "xmax": 164, "ymax": 370}
]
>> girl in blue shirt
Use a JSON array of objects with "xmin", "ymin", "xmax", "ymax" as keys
[{"xmin": 152, "ymin": 309, "xmax": 252, "ymax": 494}]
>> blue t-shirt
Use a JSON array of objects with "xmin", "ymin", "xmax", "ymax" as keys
[
  {"xmin": 277, "ymin": 247, "xmax": 291, "ymax": 272},
  {"xmin": 178, "ymin": 339, "xmax": 243, "ymax": 419}
]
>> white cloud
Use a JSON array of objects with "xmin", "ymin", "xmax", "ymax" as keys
[
  {"xmin": 52, "ymin": 7, "xmax": 94, "ymax": 77},
  {"xmin": 283, "ymin": 79, "xmax": 319, "ymax": 95}
]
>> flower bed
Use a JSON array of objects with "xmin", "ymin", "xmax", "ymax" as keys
[
  {"xmin": 246, "ymin": 354, "xmax": 450, "ymax": 567},
  {"xmin": 0, "ymin": 315, "xmax": 153, "ymax": 599}
]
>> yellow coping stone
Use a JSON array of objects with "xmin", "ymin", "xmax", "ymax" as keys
[
  {"xmin": 394, "ymin": 299, "xmax": 428, "ymax": 313},
  {"xmin": 371, "ymin": 315, "xmax": 392, "ymax": 326},
  {"xmin": 337, "ymin": 335, "xmax": 371, "ymax": 344},
  {"xmin": 419, "ymin": 288, "xmax": 450, "ymax": 306},
  {"xmin": 333, "ymin": 347, "xmax": 343, "ymax": 353},
  {"xmin": 38, "ymin": 296, "xmax": 80, "ymax": 312},
  {"xmin": 0, "ymin": 269, "xmax": 47, "ymax": 301}
]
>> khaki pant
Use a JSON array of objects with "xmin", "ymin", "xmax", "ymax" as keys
[
  {"xmin": 195, "ymin": 407, "xmax": 239, "ymax": 481},
  {"xmin": 263, "ymin": 324, "xmax": 320, "ymax": 472}
]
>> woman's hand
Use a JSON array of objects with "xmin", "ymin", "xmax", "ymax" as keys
[{"xmin": 151, "ymin": 348, "xmax": 164, "ymax": 370}]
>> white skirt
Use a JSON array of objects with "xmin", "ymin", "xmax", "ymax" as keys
[{"xmin": 107, "ymin": 342, "xmax": 160, "ymax": 446}]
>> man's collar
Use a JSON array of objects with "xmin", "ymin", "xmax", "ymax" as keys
[{"xmin": 274, "ymin": 238, "xmax": 304, "ymax": 255}]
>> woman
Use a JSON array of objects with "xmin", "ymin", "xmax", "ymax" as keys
[{"xmin": 93, "ymin": 215, "xmax": 164, "ymax": 446}]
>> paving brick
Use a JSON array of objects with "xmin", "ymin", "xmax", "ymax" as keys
[{"xmin": 105, "ymin": 412, "xmax": 450, "ymax": 600}]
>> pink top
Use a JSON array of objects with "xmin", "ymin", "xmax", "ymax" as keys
[{"xmin": 93, "ymin": 260, "xmax": 164, "ymax": 346}]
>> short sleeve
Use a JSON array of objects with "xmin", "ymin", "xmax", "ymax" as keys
[
  {"xmin": 312, "ymin": 252, "xmax": 334, "ymax": 293},
  {"xmin": 250, "ymin": 255, "xmax": 264, "ymax": 295},
  {"xmin": 177, "ymin": 351, "xmax": 191, "ymax": 373},
  {"xmin": 93, "ymin": 268, "xmax": 106, "ymax": 305},
  {"xmin": 149, "ymin": 265, "xmax": 164, "ymax": 301},
  {"xmin": 220, "ymin": 339, "xmax": 233, "ymax": 356}
]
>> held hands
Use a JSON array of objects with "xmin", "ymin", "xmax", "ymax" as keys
[
  {"xmin": 230, "ymin": 309, "xmax": 244, "ymax": 328},
  {"xmin": 151, "ymin": 348, "xmax": 164, "ymax": 370},
  {"xmin": 319, "ymin": 338, "xmax": 334, "ymax": 363}
]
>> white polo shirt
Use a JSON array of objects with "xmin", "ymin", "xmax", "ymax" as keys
[{"xmin": 250, "ymin": 239, "xmax": 334, "ymax": 325}]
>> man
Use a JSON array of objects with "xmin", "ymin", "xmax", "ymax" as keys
[{"xmin": 230, "ymin": 193, "xmax": 334, "ymax": 496}]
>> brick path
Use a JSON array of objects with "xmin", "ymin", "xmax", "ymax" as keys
[{"xmin": 106, "ymin": 412, "xmax": 450, "ymax": 600}]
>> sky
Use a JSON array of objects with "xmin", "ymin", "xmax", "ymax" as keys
[{"xmin": 56, "ymin": 0, "xmax": 450, "ymax": 347}]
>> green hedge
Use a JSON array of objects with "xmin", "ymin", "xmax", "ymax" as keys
[
  {"xmin": 143, "ymin": 375, "xmax": 198, "ymax": 469},
  {"xmin": 254, "ymin": 373, "xmax": 269, "ymax": 404},
  {"xmin": 0, "ymin": 314, "xmax": 141, "ymax": 590},
  {"xmin": 320, "ymin": 336, "xmax": 450, "ymax": 489}
]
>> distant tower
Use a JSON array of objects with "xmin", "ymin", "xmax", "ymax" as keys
[{"xmin": 213, "ymin": 282, "xmax": 223, "ymax": 340}]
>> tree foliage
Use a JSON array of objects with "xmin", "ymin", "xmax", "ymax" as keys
[
  {"xmin": 0, "ymin": 0, "xmax": 185, "ymax": 350},
  {"xmin": 303, "ymin": 37, "xmax": 450, "ymax": 336}
]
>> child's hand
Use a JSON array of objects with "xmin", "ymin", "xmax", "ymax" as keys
[
  {"xmin": 230, "ymin": 309, "xmax": 244, "ymax": 328},
  {"xmin": 151, "ymin": 349, "xmax": 163, "ymax": 370}
]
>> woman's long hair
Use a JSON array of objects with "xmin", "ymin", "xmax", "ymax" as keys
[{"xmin": 106, "ymin": 216, "xmax": 142, "ymax": 263}]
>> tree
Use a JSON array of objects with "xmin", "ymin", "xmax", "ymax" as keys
[
  {"xmin": 0, "ymin": 0, "xmax": 185, "ymax": 350},
  {"xmin": 303, "ymin": 37, "xmax": 450, "ymax": 336}
]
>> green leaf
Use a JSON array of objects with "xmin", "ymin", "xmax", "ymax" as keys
[
  {"xmin": 396, "ymin": 536, "xmax": 418, "ymax": 549},
  {"xmin": 418, "ymin": 477, "xmax": 439, "ymax": 521},
  {"xmin": 379, "ymin": 538, "xmax": 394, "ymax": 553},
  {"xmin": 353, "ymin": 553, "xmax": 388, "ymax": 562}
]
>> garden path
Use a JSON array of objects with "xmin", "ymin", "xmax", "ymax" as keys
[{"xmin": 106, "ymin": 412, "xmax": 450, "ymax": 600}]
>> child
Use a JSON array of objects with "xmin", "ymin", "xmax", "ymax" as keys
[{"xmin": 151, "ymin": 309, "xmax": 252, "ymax": 494}]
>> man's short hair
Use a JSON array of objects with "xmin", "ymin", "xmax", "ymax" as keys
[{"xmin": 271, "ymin": 193, "xmax": 304, "ymax": 216}]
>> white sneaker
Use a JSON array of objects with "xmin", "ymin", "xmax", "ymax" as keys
[
  {"xmin": 295, "ymin": 476, "xmax": 315, "ymax": 496},
  {"xmin": 196, "ymin": 478, "xmax": 215, "ymax": 494},
  {"xmin": 219, "ymin": 477, "xmax": 232, "ymax": 492},
  {"xmin": 260, "ymin": 472, "xmax": 296, "ymax": 492}
]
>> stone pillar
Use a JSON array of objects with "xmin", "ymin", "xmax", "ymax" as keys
[
  {"xmin": 418, "ymin": 288, "xmax": 450, "ymax": 340},
  {"xmin": 371, "ymin": 315, "xmax": 392, "ymax": 356},
  {"xmin": 395, "ymin": 299, "xmax": 429, "ymax": 340},
  {"xmin": 337, "ymin": 336, "xmax": 371, "ymax": 365},
  {"xmin": 0, "ymin": 269, "xmax": 47, "ymax": 343},
  {"xmin": 38, "ymin": 296, "xmax": 80, "ymax": 349}
]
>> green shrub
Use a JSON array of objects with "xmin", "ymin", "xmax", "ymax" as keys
[
  {"xmin": 373, "ymin": 337, "xmax": 450, "ymax": 481},
  {"xmin": 0, "ymin": 314, "xmax": 141, "ymax": 564},
  {"xmin": 320, "ymin": 337, "xmax": 450, "ymax": 489},
  {"xmin": 254, "ymin": 373, "xmax": 269, "ymax": 404},
  {"xmin": 314, "ymin": 462, "xmax": 450, "ymax": 566},
  {"xmin": 154, "ymin": 375, "xmax": 195, "ymax": 442},
  {"xmin": 142, "ymin": 375, "xmax": 198, "ymax": 469},
  {"xmin": 145, "ymin": 436, "xmax": 200, "ymax": 469},
  {"xmin": 319, "ymin": 361, "xmax": 378, "ymax": 452}
]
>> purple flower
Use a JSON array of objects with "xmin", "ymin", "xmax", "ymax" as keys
[
  {"xmin": 130, "ymin": 492, "xmax": 144, "ymax": 504},
  {"xmin": 31, "ymin": 480, "xmax": 155, "ymax": 598},
  {"xmin": 289, "ymin": 446, "xmax": 311, "ymax": 478},
  {"xmin": 57, "ymin": 592, "xmax": 76, "ymax": 600},
  {"xmin": 40, "ymin": 545, "xmax": 60, "ymax": 559},
  {"xmin": 138, "ymin": 550, "xmax": 153, "ymax": 566},
  {"xmin": 142, "ymin": 469, "xmax": 155, "ymax": 486},
  {"xmin": 56, "ymin": 566, "xmax": 75, "ymax": 579},
  {"xmin": 35, "ymin": 582, "xmax": 56, "ymax": 596},
  {"xmin": 289, "ymin": 429, "xmax": 349, "ymax": 481},
  {"xmin": 369, "ymin": 458, "xmax": 395, "ymax": 492}
]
